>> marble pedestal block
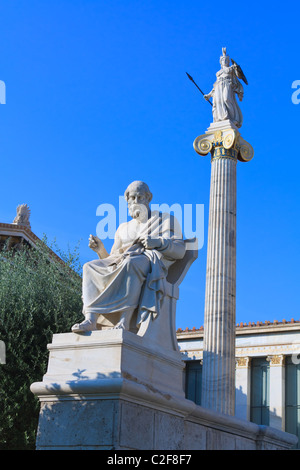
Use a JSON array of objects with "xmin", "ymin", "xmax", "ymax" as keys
[
  {"xmin": 31, "ymin": 329, "xmax": 186, "ymax": 401},
  {"xmin": 31, "ymin": 330, "xmax": 297, "ymax": 450}
]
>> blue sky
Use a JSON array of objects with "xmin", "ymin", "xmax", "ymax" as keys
[{"xmin": 0, "ymin": 0, "xmax": 299, "ymax": 329}]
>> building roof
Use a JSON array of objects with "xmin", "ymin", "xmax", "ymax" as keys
[
  {"xmin": 0, "ymin": 222, "xmax": 66, "ymax": 266},
  {"xmin": 0, "ymin": 222, "xmax": 40, "ymax": 247},
  {"xmin": 176, "ymin": 319, "xmax": 300, "ymax": 339}
]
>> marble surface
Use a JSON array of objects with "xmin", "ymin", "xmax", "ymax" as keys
[
  {"xmin": 31, "ymin": 330, "xmax": 297, "ymax": 450},
  {"xmin": 203, "ymin": 48, "xmax": 247, "ymax": 129}
]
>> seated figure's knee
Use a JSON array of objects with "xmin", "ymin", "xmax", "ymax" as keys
[{"xmin": 125, "ymin": 254, "xmax": 150, "ymax": 275}]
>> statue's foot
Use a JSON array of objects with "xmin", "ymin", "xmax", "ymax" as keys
[{"xmin": 71, "ymin": 319, "xmax": 97, "ymax": 333}]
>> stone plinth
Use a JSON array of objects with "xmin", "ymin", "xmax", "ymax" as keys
[
  {"xmin": 31, "ymin": 330, "xmax": 297, "ymax": 450},
  {"xmin": 31, "ymin": 329, "xmax": 186, "ymax": 400}
]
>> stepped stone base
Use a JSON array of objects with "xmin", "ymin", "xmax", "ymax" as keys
[{"xmin": 31, "ymin": 330, "xmax": 297, "ymax": 450}]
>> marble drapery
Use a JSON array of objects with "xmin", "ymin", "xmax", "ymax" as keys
[
  {"xmin": 211, "ymin": 66, "xmax": 243, "ymax": 128},
  {"xmin": 82, "ymin": 211, "xmax": 186, "ymax": 329}
]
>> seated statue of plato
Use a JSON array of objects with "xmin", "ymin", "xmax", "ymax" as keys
[{"xmin": 72, "ymin": 180, "xmax": 186, "ymax": 333}]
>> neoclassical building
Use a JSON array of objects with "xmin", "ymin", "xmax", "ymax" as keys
[
  {"xmin": 177, "ymin": 320, "xmax": 300, "ymax": 448},
  {"xmin": 0, "ymin": 204, "xmax": 64, "ymax": 265}
]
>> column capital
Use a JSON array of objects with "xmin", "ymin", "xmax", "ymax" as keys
[
  {"xmin": 236, "ymin": 356, "xmax": 252, "ymax": 368},
  {"xmin": 193, "ymin": 120, "xmax": 254, "ymax": 163},
  {"xmin": 266, "ymin": 354, "xmax": 285, "ymax": 366}
]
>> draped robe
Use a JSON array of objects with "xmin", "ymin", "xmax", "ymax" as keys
[
  {"xmin": 211, "ymin": 65, "xmax": 243, "ymax": 128},
  {"xmin": 82, "ymin": 211, "xmax": 186, "ymax": 328}
]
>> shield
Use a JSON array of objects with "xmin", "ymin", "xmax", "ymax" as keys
[{"xmin": 231, "ymin": 58, "xmax": 248, "ymax": 85}]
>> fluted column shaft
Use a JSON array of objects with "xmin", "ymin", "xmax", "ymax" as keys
[{"xmin": 201, "ymin": 149, "xmax": 237, "ymax": 415}]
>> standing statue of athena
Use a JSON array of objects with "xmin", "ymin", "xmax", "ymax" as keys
[{"xmin": 204, "ymin": 48, "xmax": 248, "ymax": 129}]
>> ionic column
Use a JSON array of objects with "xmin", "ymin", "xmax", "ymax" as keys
[
  {"xmin": 194, "ymin": 122, "xmax": 254, "ymax": 415},
  {"xmin": 235, "ymin": 357, "xmax": 252, "ymax": 420},
  {"xmin": 267, "ymin": 355, "xmax": 286, "ymax": 430}
]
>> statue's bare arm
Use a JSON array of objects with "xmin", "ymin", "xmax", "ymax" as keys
[
  {"xmin": 110, "ymin": 232, "xmax": 122, "ymax": 255},
  {"xmin": 89, "ymin": 234, "xmax": 109, "ymax": 259},
  {"xmin": 138, "ymin": 236, "xmax": 162, "ymax": 250},
  {"xmin": 204, "ymin": 88, "xmax": 214, "ymax": 101},
  {"xmin": 89, "ymin": 230, "xmax": 124, "ymax": 259}
]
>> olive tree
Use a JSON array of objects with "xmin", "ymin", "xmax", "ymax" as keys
[{"xmin": 0, "ymin": 239, "xmax": 83, "ymax": 449}]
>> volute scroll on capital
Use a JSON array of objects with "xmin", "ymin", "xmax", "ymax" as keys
[{"xmin": 193, "ymin": 128, "xmax": 254, "ymax": 163}]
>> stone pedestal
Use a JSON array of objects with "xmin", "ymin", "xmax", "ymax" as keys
[
  {"xmin": 30, "ymin": 330, "xmax": 297, "ymax": 450},
  {"xmin": 30, "ymin": 329, "xmax": 186, "ymax": 450},
  {"xmin": 194, "ymin": 121, "xmax": 254, "ymax": 415},
  {"xmin": 31, "ymin": 329, "xmax": 186, "ymax": 401}
]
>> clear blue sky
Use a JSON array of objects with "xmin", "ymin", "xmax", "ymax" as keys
[{"xmin": 0, "ymin": 0, "xmax": 299, "ymax": 329}]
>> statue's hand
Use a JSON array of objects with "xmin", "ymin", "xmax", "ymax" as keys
[
  {"xmin": 203, "ymin": 94, "xmax": 209, "ymax": 101},
  {"xmin": 139, "ymin": 237, "xmax": 162, "ymax": 250},
  {"xmin": 89, "ymin": 234, "xmax": 104, "ymax": 253}
]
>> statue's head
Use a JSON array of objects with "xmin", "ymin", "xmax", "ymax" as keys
[
  {"xmin": 220, "ymin": 47, "xmax": 230, "ymax": 67},
  {"xmin": 124, "ymin": 181, "xmax": 152, "ymax": 221}
]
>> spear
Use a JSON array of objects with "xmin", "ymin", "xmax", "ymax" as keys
[{"xmin": 186, "ymin": 72, "xmax": 213, "ymax": 106}]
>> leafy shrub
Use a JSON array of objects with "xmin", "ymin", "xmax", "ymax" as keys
[{"xmin": 0, "ymin": 239, "xmax": 83, "ymax": 449}]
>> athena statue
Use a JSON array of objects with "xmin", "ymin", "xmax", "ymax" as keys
[{"xmin": 204, "ymin": 48, "xmax": 248, "ymax": 129}]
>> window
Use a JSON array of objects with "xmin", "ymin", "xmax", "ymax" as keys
[
  {"xmin": 185, "ymin": 360, "xmax": 202, "ymax": 405},
  {"xmin": 285, "ymin": 356, "xmax": 300, "ymax": 449},
  {"xmin": 250, "ymin": 357, "xmax": 270, "ymax": 425}
]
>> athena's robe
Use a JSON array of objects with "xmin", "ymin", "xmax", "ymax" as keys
[
  {"xmin": 211, "ymin": 66, "xmax": 244, "ymax": 128},
  {"xmin": 82, "ymin": 211, "xmax": 186, "ymax": 328}
]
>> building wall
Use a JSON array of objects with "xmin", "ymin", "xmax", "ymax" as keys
[{"xmin": 177, "ymin": 321, "xmax": 300, "ymax": 448}]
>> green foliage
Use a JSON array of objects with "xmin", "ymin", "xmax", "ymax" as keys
[{"xmin": 0, "ymin": 238, "xmax": 83, "ymax": 449}]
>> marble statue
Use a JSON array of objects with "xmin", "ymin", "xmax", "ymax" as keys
[
  {"xmin": 13, "ymin": 204, "xmax": 31, "ymax": 229},
  {"xmin": 72, "ymin": 181, "xmax": 186, "ymax": 333},
  {"xmin": 204, "ymin": 48, "xmax": 247, "ymax": 129}
]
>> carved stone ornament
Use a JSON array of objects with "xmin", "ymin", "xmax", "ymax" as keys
[
  {"xmin": 193, "ymin": 126, "xmax": 253, "ymax": 163},
  {"xmin": 236, "ymin": 357, "xmax": 251, "ymax": 368},
  {"xmin": 267, "ymin": 355, "xmax": 285, "ymax": 366},
  {"xmin": 13, "ymin": 204, "xmax": 31, "ymax": 229}
]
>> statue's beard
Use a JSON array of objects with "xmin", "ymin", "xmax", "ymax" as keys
[{"xmin": 129, "ymin": 203, "xmax": 149, "ymax": 222}]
